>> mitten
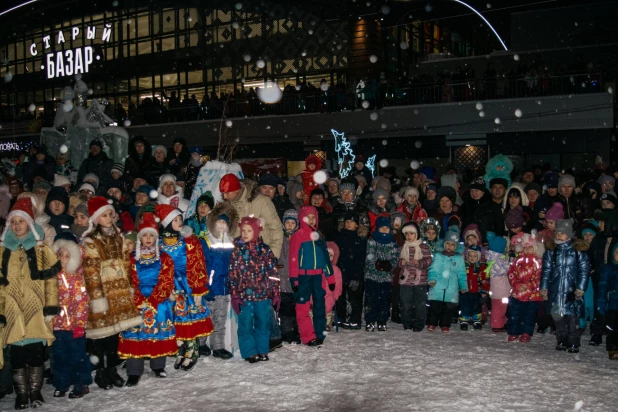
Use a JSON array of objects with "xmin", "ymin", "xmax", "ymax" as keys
[
  {"xmin": 231, "ymin": 296, "xmax": 244, "ymax": 315},
  {"xmin": 328, "ymin": 284, "xmax": 336, "ymax": 292},
  {"xmin": 272, "ymin": 295, "xmax": 281, "ymax": 312},
  {"xmin": 574, "ymin": 289, "xmax": 585, "ymax": 298},
  {"xmin": 72, "ymin": 327, "xmax": 85, "ymax": 339},
  {"xmin": 349, "ymin": 280, "xmax": 360, "ymax": 292},
  {"xmin": 540, "ymin": 289, "xmax": 548, "ymax": 300}
]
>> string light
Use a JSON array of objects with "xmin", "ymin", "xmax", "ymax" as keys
[{"xmin": 331, "ymin": 129, "xmax": 355, "ymax": 178}]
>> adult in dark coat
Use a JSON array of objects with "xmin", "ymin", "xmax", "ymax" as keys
[
  {"xmin": 77, "ymin": 140, "xmax": 114, "ymax": 189},
  {"xmin": 124, "ymin": 135, "xmax": 153, "ymax": 186},
  {"xmin": 556, "ymin": 174, "xmax": 583, "ymax": 227},
  {"xmin": 429, "ymin": 186, "xmax": 460, "ymax": 238},
  {"xmin": 258, "ymin": 173, "xmax": 294, "ymax": 221},
  {"xmin": 331, "ymin": 177, "xmax": 370, "ymax": 238},
  {"xmin": 23, "ymin": 144, "xmax": 56, "ymax": 188},
  {"xmin": 460, "ymin": 177, "xmax": 505, "ymax": 242},
  {"xmin": 351, "ymin": 155, "xmax": 373, "ymax": 189},
  {"xmin": 166, "ymin": 137, "xmax": 191, "ymax": 176}
]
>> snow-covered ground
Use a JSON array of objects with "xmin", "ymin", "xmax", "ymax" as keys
[{"xmin": 2, "ymin": 324, "xmax": 617, "ymax": 412}]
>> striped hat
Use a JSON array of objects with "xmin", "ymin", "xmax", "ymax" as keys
[{"xmin": 111, "ymin": 163, "xmax": 125, "ymax": 175}]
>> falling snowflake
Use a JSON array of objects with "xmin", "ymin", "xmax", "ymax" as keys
[{"xmin": 313, "ymin": 170, "xmax": 327, "ymax": 184}]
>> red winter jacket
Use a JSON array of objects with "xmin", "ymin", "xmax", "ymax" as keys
[
  {"xmin": 396, "ymin": 202, "xmax": 428, "ymax": 226},
  {"xmin": 465, "ymin": 261, "xmax": 488, "ymax": 293},
  {"xmin": 508, "ymin": 254, "xmax": 543, "ymax": 301}
]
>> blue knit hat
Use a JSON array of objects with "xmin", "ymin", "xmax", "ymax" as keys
[
  {"xmin": 443, "ymin": 226, "xmax": 460, "ymax": 246},
  {"xmin": 375, "ymin": 216, "xmax": 392, "ymax": 230}
]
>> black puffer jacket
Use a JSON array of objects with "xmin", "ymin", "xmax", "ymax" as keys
[
  {"xmin": 336, "ymin": 228, "xmax": 368, "ymax": 283},
  {"xmin": 460, "ymin": 191, "xmax": 505, "ymax": 240},
  {"xmin": 124, "ymin": 136, "xmax": 153, "ymax": 185},
  {"xmin": 332, "ymin": 196, "xmax": 370, "ymax": 238},
  {"xmin": 77, "ymin": 151, "xmax": 114, "ymax": 189}
]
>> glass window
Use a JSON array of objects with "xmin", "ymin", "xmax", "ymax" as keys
[
  {"xmin": 139, "ymin": 76, "xmax": 152, "ymax": 91},
  {"xmin": 137, "ymin": 13, "xmax": 150, "ymax": 38},
  {"xmin": 161, "ymin": 37, "xmax": 175, "ymax": 51},
  {"xmin": 187, "ymin": 70, "xmax": 203, "ymax": 85},
  {"xmin": 137, "ymin": 41, "xmax": 151, "ymax": 55},
  {"xmin": 162, "ymin": 73, "xmax": 178, "ymax": 88}
]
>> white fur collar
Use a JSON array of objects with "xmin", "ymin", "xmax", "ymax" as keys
[{"xmin": 52, "ymin": 239, "xmax": 82, "ymax": 274}]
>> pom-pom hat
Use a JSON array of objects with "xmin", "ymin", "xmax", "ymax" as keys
[{"xmin": 1, "ymin": 197, "xmax": 41, "ymax": 243}]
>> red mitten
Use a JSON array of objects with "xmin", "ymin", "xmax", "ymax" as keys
[{"xmin": 73, "ymin": 327, "xmax": 85, "ymax": 339}]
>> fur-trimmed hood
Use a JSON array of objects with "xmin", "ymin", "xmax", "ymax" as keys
[
  {"xmin": 207, "ymin": 201, "xmax": 239, "ymax": 236},
  {"xmin": 503, "ymin": 183, "xmax": 530, "ymax": 209},
  {"xmin": 326, "ymin": 241, "xmax": 340, "ymax": 265},
  {"xmin": 52, "ymin": 239, "xmax": 83, "ymax": 274},
  {"xmin": 544, "ymin": 236, "xmax": 589, "ymax": 252}
]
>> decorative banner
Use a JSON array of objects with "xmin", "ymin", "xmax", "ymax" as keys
[{"xmin": 29, "ymin": 24, "xmax": 112, "ymax": 79}]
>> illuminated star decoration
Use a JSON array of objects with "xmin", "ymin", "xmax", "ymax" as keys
[
  {"xmin": 331, "ymin": 129, "xmax": 355, "ymax": 178},
  {"xmin": 366, "ymin": 155, "xmax": 376, "ymax": 178}
]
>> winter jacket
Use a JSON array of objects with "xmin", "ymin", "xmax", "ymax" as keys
[
  {"xmin": 124, "ymin": 137, "xmax": 154, "ymax": 185},
  {"xmin": 185, "ymin": 214, "xmax": 209, "ymax": 241},
  {"xmin": 429, "ymin": 206, "xmax": 461, "ymax": 238},
  {"xmin": 316, "ymin": 206, "xmax": 338, "ymax": 242},
  {"xmin": 157, "ymin": 192, "xmax": 190, "ymax": 216},
  {"xmin": 557, "ymin": 194, "xmax": 582, "ymax": 226},
  {"xmin": 45, "ymin": 188, "xmax": 74, "ymax": 235},
  {"xmin": 396, "ymin": 202, "xmax": 428, "ymax": 226},
  {"xmin": 288, "ymin": 206, "xmax": 334, "ymax": 282},
  {"xmin": 364, "ymin": 238, "xmax": 399, "ymax": 283},
  {"xmin": 597, "ymin": 261, "xmax": 618, "ymax": 314},
  {"xmin": 56, "ymin": 162, "xmax": 78, "ymax": 186},
  {"xmin": 427, "ymin": 251, "xmax": 467, "ymax": 303},
  {"xmin": 398, "ymin": 242, "xmax": 432, "ymax": 286},
  {"xmin": 77, "ymin": 151, "xmax": 114, "ymax": 190},
  {"xmin": 228, "ymin": 237, "xmax": 279, "ymax": 302},
  {"xmin": 82, "ymin": 227, "xmax": 142, "ymax": 339},
  {"xmin": 465, "ymin": 261, "xmax": 489, "ymax": 293},
  {"xmin": 485, "ymin": 250, "xmax": 512, "ymax": 299},
  {"xmin": 204, "ymin": 202, "xmax": 238, "ymax": 296},
  {"xmin": 336, "ymin": 229, "xmax": 367, "ymax": 283},
  {"xmin": 227, "ymin": 181, "xmax": 283, "ymax": 258},
  {"xmin": 24, "ymin": 158, "xmax": 56, "ymax": 188},
  {"xmin": 278, "ymin": 237, "xmax": 294, "ymax": 294},
  {"xmin": 272, "ymin": 194, "xmax": 294, "ymax": 221},
  {"xmin": 0, "ymin": 227, "xmax": 61, "ymax": 352},
  {"xmin": 540, "ymin": 239, "xmax": 590, "ymax": 317},
  {"xmin": 51, "ymin": 240, "xmax": 89, "ymax": 332},
  {"xmin": 508, "ymin": 254, "xmax": 543, "ymax": 301},
  {"xmin": 332, "ymin": 196, "xmax": 370, "ymax": 238},
  {"xmin": 149, "ymin": 159, "xmax": 169, "ymax": 183},
  {"xmin": 322, "ymin": 243, "xmax": 342, "ymax": 313},
  {"xmin": 460, "ymin": 192, "xmax": 505, "ymax": 239},
  {"xmin": 367, "ymin": 203, "xmax": 395, "ymax": 234}
]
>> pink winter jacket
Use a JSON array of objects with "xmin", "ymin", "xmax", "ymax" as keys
[
  {"xmin": 314, "ymin": 242, "xmax": 342, "ymax": 313},
  {"xmin": 485, "ymin": 250, "xmax": 512, "ymax": 299}
]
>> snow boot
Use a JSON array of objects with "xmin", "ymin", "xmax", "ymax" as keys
[
  {"xmin": 460, "ymin": 322, "xmax": 469, "ymax": 331},
  {"xmin": 555, "ymin": 343, "xmax": 568, "ymax": 351},
  {"xmin": 180, "ymin": 358, "xmax": 197, "ymax": 371},
  {"xmin": 199, "ymin": 344, "xmax": 212, "ymax": 356},
  {"xmin": 106, "ymin": 367, "xmax": 125, "ymax": 387},
  {"xmin": 441, "ymin": 327, "xmax": 450, "ymax": 333},
  {"xmin": 427, "ymin": 326, "xmax": 435, "ymax": 332},
  {"xmin": 174, "ymin": 357, "xmax": 183, "ymax": 370},
  {"xmin": 377, "ymin": 323, "xmax": 387, "ymax": 332},
  {"xmin": 125, "ymin": 376, "xmax": 140, "ymax": 387},
  {"xmin": 589, "ymin": 334, "xmax": 602, "ymax": 346},
  {"xmin": 348, "ymin": 323, "xmax": 362, "ymax": 330},
  {"xmin": 519, "ymin": 333, "xmax": 531, "ymax": 343},
  {"xmin": 68, "ymin": 388, "xmax": 84, "ymax": 399},
  {"xmin": 269, "ymin": 339, "xmax": 283, "ymax": 352},
  {"xmin": 53, "ymin": 390, "xmax": 66, "ymax": 397},
  {"xmin": 365, "ymin": 323, "xmax": 375, "ymax": 332},
  {"xmin": 13, "ymin": 368, "xmax": 29, "ymax": 410},
  {"xmin": 307, "ymin": 338, "xmax": 322, "ymax": 347},
  {"xmin": 28, "ymin": 365, "xmax": 45, "ymax": 408},
  {"xmin": 244, "ymin": 356, "xmax": 260, "ymax": 364},
  {"xmin": 508, "ymin": 335, "xmax": 519, "ymax": 342},
  {"xmin": 567, "ymin": 346, "xmax": 580, "ymax": 354},
  {"xmin": 153, "ymin": 369, "xmax": 167, "ymax": 378},
  {"xmin": 258, "ymin": 354, "xmax": 269, "ymax": 362},
  {"xmin": 94, "ymin": 369, "xmax": 112, "ymax": 390},
  {"xmin": 473, "ymin": 322, "xmax": 483, "ymax": 330},
  {"xmin": 212, "ymin": 349, "xmax": 233, "ymax": 360}
]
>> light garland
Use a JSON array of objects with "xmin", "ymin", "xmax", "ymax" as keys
[{"xmin": 331, "ymin": 129, "xmax": 355, "ymax": 178}]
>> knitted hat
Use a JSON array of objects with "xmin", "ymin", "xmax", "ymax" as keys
[
  {"xmin": 489, "ymin": 178, "xmax": 508, "ymax": 189},
  {"xmin": 32, "ymin": 181, "xmax": 52, "ymax": 193},
  {"xmin": 89, "ymin": 139, "xmax": 103, "ymax": 149},
  {"xmin": 425, "ymin": 183, "xmax": 437, "ymax": 194},
  {"xmin": 78, "ymin": 183, "xmax": 96, "ymax": 194},
  {"xmin": 356, "ymin": 155, "xmax": 366, "ymax": 164},
  {"xmin": 340, "ymin": 182, "xmax": 356, "ymax": 194},
  {"xmin": 219, "ymin": 174, "xmax": 241, "ymax": 193},
  {"xmin": 124, "ymin": 230, "xmax": 137, "ymax": 243},
  {"xmin": 545, "ymin": 202, "xmax": 564, "ymax": 221},
  {"xmin": 375, "ymin": 216, "xmax": 392, "ymax": 231},
  {"xmin": 216, "ymin": 214, "xmax": 230, "ymax": 224},
  {"xmin": 197, "ymin": 191, "xmax": 215, "ymax": 210},
  {"xmin": 111, "ymin": 163, "xmax": 125, "ymax": 175},
  {"xmin": 1, "ymin": 197, "xmax": 41, "ymax": 244},
  {"xmin": 504, "ymin": 206, "xmax": 525, "ymax": 229},
  {"xmin": 372, "ymin": 176, "xmax": 391, "ymax": 192},
  {"xmin": 524, "ymin": 182, "xmax": 543, "ymax": 196},
  {"xmin": 258, "ymin": 173, "xmax": 280, "ymax": 188},
  {"xmin": 354, "ymin": 175, "xmax": 367, "ymax": 187},
  {"xmin": 83, "ymin": 173, "xmax": 100, "ymax": 188},
  {"xmin": 153, "ymin": 145, "xmax": 168, "ymax": 157},
  {"xmin": 558, "ymin": 174, "xmax": 576, "ymax": 191},
  {"xmin": 155, "ymin": 204, "xmax": 182, "ymax": 229},
  {"xmin": 135, "ymin": 212, "xmax": 160, "ymax": 260},
  {"xmin": 555, "ymin": 218, "xmax": 574, "ymax": 239},
  {"xmin": 372, "ymin": 187, "xmax": 389, "ymax": 201},
  {"xmin": 404, "ymin": 186, "xmax": 419, "ymax": 198},
  {"xmin": 486, "ymin": 231, "xmax": 506, "ymax": 254},
  {"xmin": 75, "ymin": 202, "xmax": 89, "ymax": 217},
  {"xmin": 598, "ymin": 175, "xmax": 615, "ymax": 187},
  {"xmin": 467, "ymin": 245, "xmax": 481, "ymax": 259},
  {"xmin": 344, "ymin": 212, "xmax": 359, "ymax": 224},
  {"xmin": 443, "ymin": 226, "xmax": 460, "ymax": 246},
  {"xmin": 581, "ymin": 222, "xmax": 599, "ymax": 238},
  {"xmin": 53, "ymin": 174, "xmax": 71, "ymax": 188},
  {"xmin": 601, "ymin": 191, "xmax": 617, "ymax": 208},
  {"xmin": 239, "ymin": 216, "xmax": 263, "ymax": 242},
  {"xmin": 421, "ymin": 217, "xmax": 440, "ymax": 234},
  {"xmin": 46, "ymin": 186, "xmax": 69, "ymax": 210},
  {"xmin": 402, "ymin": 221, "xmax": 420, "ymax": 236},
  {"xmin": 542, "ymin": 172, "xmax": 559, "ymax": 189},
  {"xmin": 463, "ymin": 223, "xmax": 482, "ymax": 243},
  {"xmin": 283, "ymin": 209, "xmax": 298, "ymax": 224},
  {"xmin": 136, "ymin": 185, "xmax": 155, "ymax": 195},
  {"xmin": 107, "ymin": 180, "xmax": 125, "ymax": 192},
  {"xmin": 469, "ymin": 177, "xmax": 487, "ymax": 192},
  {"xmin": 437, "ymin": 186, "xmax": 456, "ymax": 204},
  {"xmin": 158, "ymin": 174, "xmax": 176, "ymax": 190}
]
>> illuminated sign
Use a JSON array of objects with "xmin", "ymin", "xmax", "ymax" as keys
[
  {"xmin": 0, "ymin": 142, "xmax": 31, "ymax": 152},
  {"xmin": 332, "ymin": 129, "xmax": 355, "ymax": 178},
  {"xmin": 29, "ymin": 24, "xmax": 111, "ymax": 79},
  {"xmin": 366, "ymin": 155, "xmax": 376, "ymax": 177}
]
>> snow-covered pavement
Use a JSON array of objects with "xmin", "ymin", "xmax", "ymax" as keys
[{"xmin": 2, "ymin": 324, "xmax": 617, "ymax": 412}]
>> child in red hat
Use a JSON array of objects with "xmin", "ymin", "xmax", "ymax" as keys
[
  {"xmin": 229, "ymin": 216, "xmax": 280, "ymax": 363},
  {"xmin": 81, "ymin": 196, "xmax": 142, "ymax": 390},
  {"xmin": 156, "ymin": 204, "xmax": 214, "ymax": 371},
  {"xmin": 118, "ymin": 212, "xmax": 177, "ymax": 386}
]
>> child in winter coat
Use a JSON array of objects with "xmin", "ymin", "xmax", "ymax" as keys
[
  {"xmin": 51, "ymin": 233, "xmax": 91, "ymax": 398},
  {"xmin": 203, "ymin": 203, "xmax": 237, "ymax": 360},
  {"xmin": 540, "ymin": 219, "xmax": 590, "ymax": 353},
  {"xmin": 398, "ymin": 221, "xmax": 432, "ymax": 332},
  {"xmin": 45, "ymin": 187, "xmax": 74, "ymax": 235},
  {"xmin": 507, "ymin": 232, "xmax": 544, "ymax": 343},
  {"xmin": 229, "ymin": 217, "xmax": 280, "ymax": 363},
  {"xmin": 323, "ymin": 242, "xmax": 343, "ymax": 331},
  {"xmin": 300, "ymin": 154, "xmax": 322, "ymax": 205},
  {"xmin": 539, "ymin": 202, "xmax": 564, "ymax": 243},
  {"xmin": 184, "ymin": 191, "xmax": 214, "ymax": 242},
  {"xmin": 427, "ymin": 227, "xmax": 467, "ymax": 333},
  {"xmin": 596, "ymin": 243, "xmax": 618, "ymax": 360},
  {"xmin": 364, "ymin": 217, "xmax": 399, "ymax": 332},
  {"xmin": 335, "ymin": 213, "xmax": 367, "ymax": 330},
  {"xmin": 289, "ymin": 206, "xmax": 334, "ymax": 345},
  {"xmin": 460, "ymin": 245, "xmax": 488, "ymax": 330},
  {"xmin": 484, "ymin": 232, "xmax": 510, "ymax": 332},
  {"xmin": 71, "ymin": 202, "xmax": 90, "ymax": 241},
  {"xmin": 421, "ymin": 218, "xmax": 441, "ymax": 254},
  {"xmin": 277, "ymin": 209, "xmax": 301, "ymax": 343},
  {"xmin": 118, "ymin": 213, "xmax": 177, "ymax": 386}
]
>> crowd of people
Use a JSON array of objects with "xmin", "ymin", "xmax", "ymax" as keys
[{"xmin": 0, "ymin": 135, "xmax": 617, "ymax": 410}]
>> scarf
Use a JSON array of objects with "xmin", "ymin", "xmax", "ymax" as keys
[
  {"xmin": 400, "ymin": 239, "xmax": 423, "ymax": 261},
  {"xmin": 372, "ymin": 230, "xmax": 394, "ymax": 244}
]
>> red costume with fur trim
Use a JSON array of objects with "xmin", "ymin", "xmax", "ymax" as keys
[{"xmin": 301, "ymin": 154, "xmax": 322, "ymax": 205}]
